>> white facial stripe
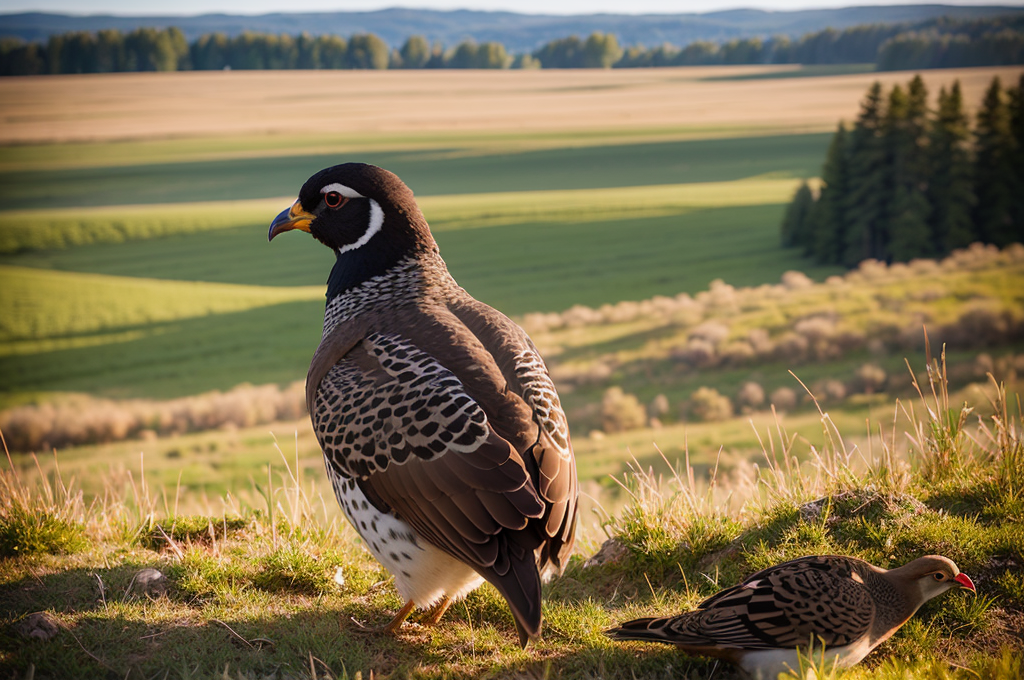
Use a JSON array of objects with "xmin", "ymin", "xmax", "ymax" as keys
[
  {"xmin": 336, "ymin": 198, "xmax": 384, "ymax": 255},
  {"xmin": 321, "ymin": 182, "xmax": 365, "ymax": 199}
]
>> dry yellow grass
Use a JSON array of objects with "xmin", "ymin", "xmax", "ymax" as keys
[{"xmin": 1, "ymin": 65, "xmax": 1019, "ymax": 146}]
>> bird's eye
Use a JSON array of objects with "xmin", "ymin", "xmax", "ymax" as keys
[
  {"xmin": 933, "ymin": 573, "xmax": 946, "ymax": 581},
  {"xmin": 324, "ymin": 191, "xmax": 344, "ymax": 208}
]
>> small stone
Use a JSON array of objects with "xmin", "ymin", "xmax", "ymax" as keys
[
  {"xmin": 134, "ymin": 568, "xmax": 167, "ymax": 598},
  {"xmin": 14, "ymin": 612, "xmax": 59, "ymax": 641},
  {"xmin": 333, "ymin": 567, "xmax": 346, "ymax": 587},
  {"xmin": 584, "ymin": 537, "xmax": 628, "ymax": 569}
]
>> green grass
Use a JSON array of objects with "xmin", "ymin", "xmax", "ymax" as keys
[
  {"xmin": 0, "ymin": 133, "xmax": 831, "ymax": 210},
  {"xmin": 0, "ymin": 176, "xmax": 813, "ymax": 257},
  {"xmin": 0, "ymin": 265, "xmax": 321, "ymax": 344},
  {"xmin": 0, "ymin": 299, "xmax": 324, "ymax": 400},
  {"xmin": 0, "ymin": 197, "xmax": 289, "ymax": 254},
  {"xmin": 2, "ymin": 202, "xmax": 841, "ymax": 309},
  {"xmin": 0, "ymin": 203, "xmax": 848, "ymax": 401}
]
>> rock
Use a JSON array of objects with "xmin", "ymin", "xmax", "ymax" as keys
[
  {"xmin": 584, "ymin": 537, "xmax": 628, "ymax": 569},
  {"xmin": 133, "ymin": 568, "xmax": 167, "ymax": 598},
  {"xmin": 14, "ymin": 612, "xmax": 59, "ymax": 641}
]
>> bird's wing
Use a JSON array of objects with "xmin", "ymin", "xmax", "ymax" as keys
[
  {"xmin": 310, "ymin": 330, "xmax": 547, "ymax": 637},
  {"xmin": 679, "ymin": 556, "xmax": 876, "ymax": 649},
  {"xmin": 445, "ymin": 293, "xmax": 578, "ymax": 575}
]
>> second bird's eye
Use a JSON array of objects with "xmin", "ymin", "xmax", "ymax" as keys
[
  {"xmin": 933, "ymin": 573, "xmax": 945, "ymax": 581},
  {"xmin": 324, "ymin": 191, "xmax": 344, "ymax": 208}
]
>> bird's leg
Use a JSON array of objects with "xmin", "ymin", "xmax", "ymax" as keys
[
  {"xmin": 382, "ymin": 599, "xmax": 416, "ymax": 634},
  {"xmin": 421, "ymin": 596, "xmax": 453, "ymax": 626},
  {"xmin": 350, "ymin": 599, "xmax": 416, "ymax": 635}
]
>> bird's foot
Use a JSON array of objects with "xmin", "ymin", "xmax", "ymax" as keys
[
  {"xmin": 348, "ymin": 599, "xmax": 416, "ymax": 635},
  {"xmin": 419, "ymin": 596, "xmax": 453, "ymax": 627}
]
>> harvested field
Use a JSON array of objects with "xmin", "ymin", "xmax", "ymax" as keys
[{"xmin": 1, "ymin": 65, "xmax": 1019, "ymax": 148}]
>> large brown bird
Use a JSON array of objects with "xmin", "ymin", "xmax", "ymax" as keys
[
  {"xmin": 607, "ymin": 554, "xmax": 975, "ymax": 679},
  {"xmin": 269, "ymin": 163, "xmax": 577, "ymax": 647}
]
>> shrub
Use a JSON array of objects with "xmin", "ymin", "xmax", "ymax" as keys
[
  {"xmin": 770, "ymin": 386, "xmax": 798, "ymax": 412},
  {"xmin": 0, "ymin": 381, "xmax": 307, "ymax": 452},
  {"xmin": 673, "ymin": 337, "xmax": 717, "ymax": 368},
  {"xmin": 648, "ymin": 394, "xmax": 670, "ymax": 420},
  {"xmin": 810, "ymin": 379, "xmax": 847, "ymax": 403},
  {"xmin": 854, "ymin": 363, "xmax": 888, "ymax": 394},
  {"xmin": 600, "ymin": 387, "xmax": 648, "ymax": 433},
  {"xmin": 736, "ymin": 381, "xmax": 766, "ymax": 412},
  {"xmin": 686, "ymin": 386, "xmax": 734, "ymax": 422}
]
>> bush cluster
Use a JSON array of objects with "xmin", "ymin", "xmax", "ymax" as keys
[
  {"xmin": 0, "ymin": 382, "xmax": 305, "ymax": 452},
  {"xmin": 526, "ymin": 244, "xmax": 1024, "ymax": 372}
]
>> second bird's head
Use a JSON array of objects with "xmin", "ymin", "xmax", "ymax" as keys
[{"xmin": 268, "ymin": 163, "xmax": 434, "ymax": 262}]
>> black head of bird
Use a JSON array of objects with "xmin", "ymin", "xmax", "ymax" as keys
[{"xmin": 269, "ymin": 163, "xmax": 435, "ymax": 298}]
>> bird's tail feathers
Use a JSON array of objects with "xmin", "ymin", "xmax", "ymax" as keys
[
  {"xmin": 605, "ymin": 617, "xmax": 681, "ymax": 645},
  {"xmin": 485, "ymin": 542, "xmax": 543, "ymax": 649}
]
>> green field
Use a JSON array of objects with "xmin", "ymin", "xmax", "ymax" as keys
[
  {"xmin": 0, "ymin": 133, "xmax": 829, "ymax": 210},
  {"xmin": 0, "ymin": 129, "xmax": 848, "ymax": 405}
]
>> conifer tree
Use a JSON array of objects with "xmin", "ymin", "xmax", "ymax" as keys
[
  {"xmin": 974, "ymin": 77, "xmax": 1016, "ymax": 246},
  {"xmin": 810, "ymin": 122, "xmax": 850, "ymax": 264},
  {"xmin": 844, "ymin": 82, "xmax": 888, "ymax": 265},
  {"xmin": 929, "ymin": 81, "xmax": 976, "ymax": 250},
  {"xmin": 886, "ymin": 78, "xmax": 933, "ymax": 261},
  {"xmin": 781, "ymin": 181, "xmax": 815, "ymax": 251},
  {"xmin": 1008, "ymin": 74, "xmax": 1024, "ymax": 242}
]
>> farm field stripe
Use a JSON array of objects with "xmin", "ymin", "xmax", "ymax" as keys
[
  {"xmin": 0, "ymin": 124, "xmax": 812, "ymax": 173},
  {"xmin": 0, "ymin": 265, "xmax": 322, "ymax": 343},
  {"xmin": 0, "ymin": 177, "xmax": 813, "ymax": 254}
]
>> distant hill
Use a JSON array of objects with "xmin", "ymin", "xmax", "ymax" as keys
[{"xmin": 3, "ymin": 5, "xmax": 1024, "ymax": 51}]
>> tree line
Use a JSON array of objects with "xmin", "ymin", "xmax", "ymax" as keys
[
  {"xmin": 1, "ymin": 14, "xmax": 1022, "ymax": 76},
  {"xmin": 781, "ymin": 74, "xmax": 1024, "ymax": 266}
]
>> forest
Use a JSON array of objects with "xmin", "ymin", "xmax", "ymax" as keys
[
  {"xmin": 1, "ymin": 14, "xmax": 1023, "ymax": 75},
  {"xmin": 781, "ymin": 73, "xmax": 1024, "ymax": 265}
]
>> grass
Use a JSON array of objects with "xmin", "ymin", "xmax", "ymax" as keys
[
  {"xmin": 0, "ymin": 197, "xmax": 290, "ymax": 254},
  {"xmin": 0, "ymin": 300, "xmax": 324, "ymax": 401},
  {"xmin": 0, "ymin": 203, "xmax": 843, "ymax": 400},
  {"xmin": 1, "ymin": 175, "xmax": 814, "ymax": 255},
  {"xmin": 0, "ymin": 265, "xmax": 321, "ymax": 344},
  {"xmin": 0, "ymin": 132, "xmax": 831, "ymax": 211},
  {"xmin": 1, "ymin": 357, "xmax": 1021, "ymax": 679}
]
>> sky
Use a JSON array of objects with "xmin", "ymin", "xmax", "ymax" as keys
[{"xmin": 2, "ymin": 0, "xmax": 1022, "ymax": 17}]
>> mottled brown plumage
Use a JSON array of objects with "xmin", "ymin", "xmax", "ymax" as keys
[
  {"xmin": 269, "ymin": 163, "xmax": 577, "ymax": 647},
  {"xmin": 607, "ymin": 554, "xmax": 975, "ymax": 679}
]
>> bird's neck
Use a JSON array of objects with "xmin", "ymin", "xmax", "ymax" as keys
[
  {"xmin": 321, "ymin": 247, "xmax": 450, "ymax": 338},
  {"xmin": 867, "ymin": 569, "xmax": 916, "ymax": 640}
]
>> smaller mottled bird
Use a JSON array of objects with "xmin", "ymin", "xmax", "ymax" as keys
[{"xmin": 606, "ymin": 555, "xmax": 975, "ymax": 680}]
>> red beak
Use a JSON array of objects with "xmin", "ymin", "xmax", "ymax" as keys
[{"xmin": 954, "ymin": 573, "xmax": 976, "ymax": 592}]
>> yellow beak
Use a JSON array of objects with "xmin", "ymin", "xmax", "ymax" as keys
[{"xmin": 268, "ymin": 199, "xmax": 315, "ymax": 241}]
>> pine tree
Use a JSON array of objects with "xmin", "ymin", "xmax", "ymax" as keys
[
  {"xmin": 811, "ymin": 122, "xmax": 850, "ymax": 264},
  {"xmin": 887, "ymin": 78, "xmax": 933, "ymax": 261},
  {"xmin": 929, "ymin": 81, "xmax": 976, "ymax": 251},
  {"xmin": 1008, "ymin": 74, "xmax": 1024, "ymax": 243},
  {"xmin": 973, "ymin": 77, "xmax": 1016, "ymax": 246},
  {"xmin": 844, "ymin": 82, "xmax": 889, "ymax": 265},
  {"xmin": 781, "ymin": 181, "xmax": 815, "ymax": 251}
]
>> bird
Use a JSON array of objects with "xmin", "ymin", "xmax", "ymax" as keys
[
  {"xmin": 268, "ymin": 162, "xmax": 577, "ymax": 648},
  {"xmin": 606, "ymin": 554, "xmax": 975, "ymax": 679}
]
